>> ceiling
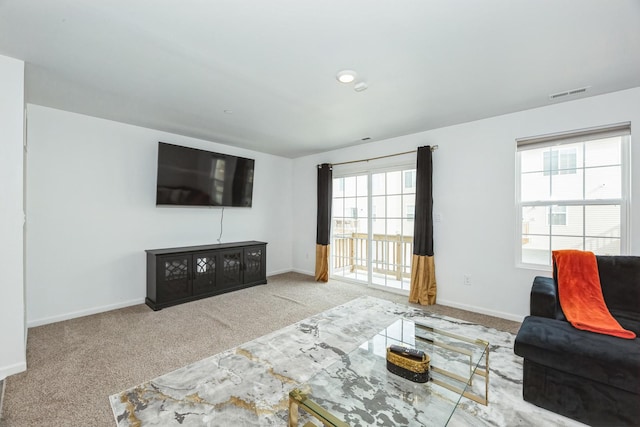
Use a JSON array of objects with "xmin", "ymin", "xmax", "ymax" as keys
[{"xmin": 1, "ymin": 1, "xmax": 639, "ymax": 158}]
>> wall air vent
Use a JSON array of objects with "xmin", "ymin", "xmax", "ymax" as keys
[{"xmin": 549, "ymin": 86, "xmax": 590, "ymax": 100}]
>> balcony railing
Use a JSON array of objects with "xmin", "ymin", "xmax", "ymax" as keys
[
  {"xmin": 332, "ymin": 233, "xmax": 414, "ymax": 280},
  {"xmin": 522, "ymin": 221, "xmax": 621, "ymax": 255}
]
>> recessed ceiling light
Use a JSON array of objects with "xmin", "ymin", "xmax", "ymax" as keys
[{"xmin": 336, "ymin": 70, "xmax": 357, "ymax": 84}]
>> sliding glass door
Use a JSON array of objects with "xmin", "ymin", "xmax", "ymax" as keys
[
  {"xmin": 370, "ymin": 169, "xmax": 415, "ymax": 291},
  {"xmin": 331, "ymin": 167, "xmax": 416, "ymax": 292},
  {"xmin": 332, "ymin": 174, "xmax": 369, "ymax": 282}
]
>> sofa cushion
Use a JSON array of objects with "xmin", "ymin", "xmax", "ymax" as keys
[
  {"xmin": 611, "ymin": 309, "xmax": 640, "ymax": 336},
  {"xmin": 514, "ymin": 316, "xmax": 640, "ymax": 395},
  {"xmin": 522, "ymin": 359, "xmax": 640, "ymax": 426},
  {"xmin": 597, "ymin": 255, "xmax": 640, "ymax": 315}
]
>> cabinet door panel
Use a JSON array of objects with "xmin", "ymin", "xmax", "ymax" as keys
[
  {"xmin": 220, "ymin": 249, "xmax": 243, "ymax": 288},
  {"xmin": 157, "ymin": 255, "xmax": 191, "ymax": 302},
  {"xmin": 192, "ymin": 252, "xmax": 217, "ymax": 295},
  {"xmin": 243, "ymin": 246, "xmax": 265, "ymax": 284}
]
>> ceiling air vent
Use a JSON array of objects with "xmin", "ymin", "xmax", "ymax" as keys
[
  {"xmin": 549, "ymin": 86, "xmax": 590, "ymax": 100},
  {"xmin": 568, "ymin": 87, "xmax": 588, "ymax": 95},
  {"xmin": 549, "ymin": 91, "xmax": 569, "ymax": 100}
]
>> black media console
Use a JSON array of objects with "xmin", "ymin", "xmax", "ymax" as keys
[{"xmin": 145, "ymin": 241, "xmax": 267, "ymax": 310}]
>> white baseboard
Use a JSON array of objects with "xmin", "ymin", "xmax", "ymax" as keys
[
  {"xmin": 27, "ymin": 298, "xmax": 145, "ymax": 328},
  {"xmin": 278, "ymin": 272, "xmax": 524, "ymax": 322},
  {"xmin": 268, "ymin": 268, "xmax": 315, "ymax": 277},
  {"xmin": 0, "ymin": 361, "xmax": 27, "ymax": 381},
  {"xmin": 0, "ymin": 377, "xmax": 4, "ymax": 419},
  {"xmin": 27, "ymin": 270, "xmax": 313, "ymax": 327},
  {"xmin": 436, "ymin": 298, "xmax": 525, "ymax": 323},
  {"xmin": 266, "ymin": 268, "xmax": 295, "ymax": 277},
  {"xmin": 291, "ymin": 268, "xmax": 314, "ymax": 276}
]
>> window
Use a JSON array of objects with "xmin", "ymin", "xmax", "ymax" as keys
[
  {"xmin": 516, "ymin": 123, "xmax": 630, "ymax": 267},
  {"xmin": 404, "ymin": 170, "xmax": 416, "ymax": 189},
  {"xmin": 543, "ymin": 148, "xmax": 576, "ymax": 176},
  {"xmin": 406, "ymin": 204, "xmax": 415, "ymax": 221}
]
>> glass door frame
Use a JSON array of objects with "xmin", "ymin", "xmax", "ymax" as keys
[{"xmin": 330, "ymin": 163, "xmax": 415, "ymax": 294}]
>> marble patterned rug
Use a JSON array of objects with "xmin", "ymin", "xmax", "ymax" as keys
[{"xmin": 109, "ymin": 296, "xmax": 584, "ymax": 426}]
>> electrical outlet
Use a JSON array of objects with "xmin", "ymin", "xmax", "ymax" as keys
[{"xmin": 463, "ymin": 274, "xmax": 472, "ymax": 286}]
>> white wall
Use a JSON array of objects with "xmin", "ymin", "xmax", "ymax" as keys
[
  {"xmin": 292, "ymin": 87, "xmax": 640, "ymax": 321},
  {"xmin": 23, "ymin": 87, "xmax": 640, "ymax": 326},
  {"xmin": 0, "ymin": 54, "xmax": 26, "ymax": 379},
  {"xmin": 26, "ymin": 105, "xmax": 293, "ymax": 326}
]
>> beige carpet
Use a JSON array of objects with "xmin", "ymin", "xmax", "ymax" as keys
[{"xmin": 1, "ymin": 272, "xmax": 520, "ymax": 427}]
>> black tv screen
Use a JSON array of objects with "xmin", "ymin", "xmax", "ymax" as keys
[{"xmin": 156, "ymin": 142, "xmax": 255, "ymax": 207}]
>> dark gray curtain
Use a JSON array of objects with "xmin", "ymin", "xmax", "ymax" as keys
[
  {"xmin": 413, "ymin": 147, "xmax": 434, "ymax": 256},
  {"xmin": 315, "ymin": 164, "xmax": 332, "ymax": 281},
  {"xmin": 409, "ymin": 146, "xmax": 437, "ymax": 304}
]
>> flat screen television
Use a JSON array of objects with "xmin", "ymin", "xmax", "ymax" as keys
[{"xmin": 156, "ymin": 142, "xmax": 255, "ymax": 207}]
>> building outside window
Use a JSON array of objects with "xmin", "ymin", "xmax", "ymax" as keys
[
  {"xmin": 516, "ymin": 123, "xmax": 630, "ymax": 267},
  {"xmin": 543, "ymin": 148, "xmax": 577, "ymax": 176},
  {"xmin": 546, "ymin": 205, "xmax": 567, "ymax": 226}
]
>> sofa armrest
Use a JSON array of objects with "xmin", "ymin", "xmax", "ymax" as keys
[{"xmin": 530, "ymin": 276, "xmax": 565, "ymax": 320}]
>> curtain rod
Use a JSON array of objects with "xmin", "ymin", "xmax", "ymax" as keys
[{"xmin": 326, "ymin": 145, "xmax": 438, "ymax": 167}]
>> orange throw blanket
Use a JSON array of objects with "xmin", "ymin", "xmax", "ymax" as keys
[{"xmin": 553, "ymin": 250, "xmax": 636, "ymax": 339}]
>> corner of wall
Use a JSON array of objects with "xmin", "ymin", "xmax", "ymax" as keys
[{"xmin": 0, "ymin": 53, "xmax": 27, "ymax": 382}]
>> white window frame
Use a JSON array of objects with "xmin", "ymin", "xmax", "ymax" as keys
[{"xmin": 515, "ymin": 122, "xmax": 631, "ymax": 269}]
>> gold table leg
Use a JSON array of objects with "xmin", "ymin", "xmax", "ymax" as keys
[
  {"xmin": 289, "ymin": 388, "xmax": 349, "ymax": 427},
  {"xmin": 289, "ymin": 396, "xmax": 300, "ymax": 427}
]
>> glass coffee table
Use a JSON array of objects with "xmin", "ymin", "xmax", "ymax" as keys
[{"xmin": 288, "ymin": 318, "xmax": 489, "ymax": 427}]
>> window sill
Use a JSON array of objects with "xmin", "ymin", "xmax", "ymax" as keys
[{"xmin": 516, "ymin": 262, "xmax": 552, "ymax": 273}]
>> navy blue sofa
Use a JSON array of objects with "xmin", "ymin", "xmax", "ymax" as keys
[{"xmin": 514, "ymin": 256, "xmax": 640, "ymax": 426}]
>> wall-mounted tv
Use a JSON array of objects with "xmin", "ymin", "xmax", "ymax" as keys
[{"xmin": 156, "ymin": 142, "xmax": 255, "ymax": 207}]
